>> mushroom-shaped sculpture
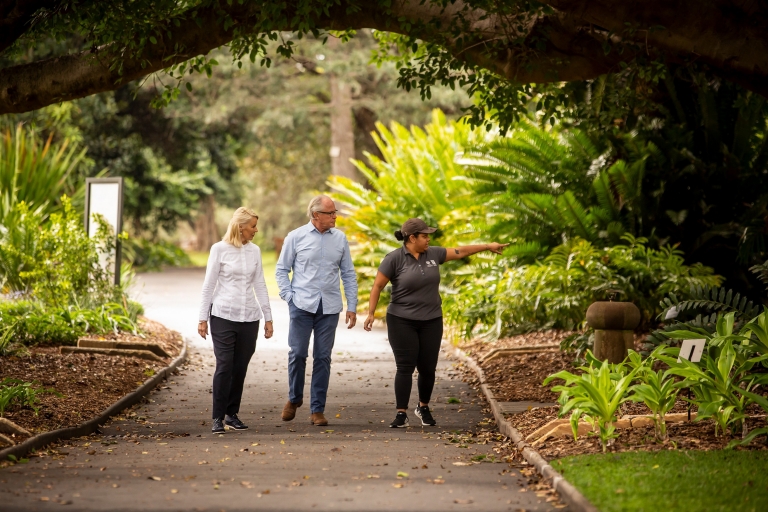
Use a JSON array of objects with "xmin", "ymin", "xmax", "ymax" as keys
[{"xmin": 586, "ymin": 300, "xmax": 641, "ymax": 363}]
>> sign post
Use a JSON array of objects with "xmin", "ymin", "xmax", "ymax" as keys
[
  {"xmin": 84, "ymin": 177, "xmax": 124, "ymax": 286},
  {"xmin": 677, "ymin": 339, "xmax": 706, "ymax": 422}
]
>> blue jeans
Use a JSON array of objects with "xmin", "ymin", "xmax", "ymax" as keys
[{"xmin": 287, "ymin": 299, "xmax": 339, "ymax": 413}]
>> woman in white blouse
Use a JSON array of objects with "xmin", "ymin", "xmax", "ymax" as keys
[{"xmin": 197, "ymin": 207, "xmax": 273, "ymax": 434}]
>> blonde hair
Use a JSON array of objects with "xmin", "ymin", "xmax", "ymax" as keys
[{"xmin": 222, "ymin": 207, "xmax": 259, "ymax": 247}]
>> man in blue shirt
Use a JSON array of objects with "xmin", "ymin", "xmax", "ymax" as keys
[{"xmin": 276, "ymin": 195, "xmax": 358, "ymax": 426}]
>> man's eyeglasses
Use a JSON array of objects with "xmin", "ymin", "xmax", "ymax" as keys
[{"xmin": 317, "ymin": 210, "xmax": 338, "ymax": 217}]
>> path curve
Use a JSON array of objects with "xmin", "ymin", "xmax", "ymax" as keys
[{"xmin": 0, "ymin": 268, "xmax": 559, "ymax": 511}]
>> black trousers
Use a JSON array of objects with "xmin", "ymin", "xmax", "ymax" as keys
[
  {"xmin": 386, "ymin": 313, "xmax": 443, "ymax": 410},
  {"xmin": 210, "ymin": 315, "xmax": 259, "ymax": 420}
]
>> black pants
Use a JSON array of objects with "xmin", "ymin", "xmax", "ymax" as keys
[
  {"xmin": 386, "ymin": 313, "xmax": 443, "ymax": 410},
  {"xmin": 210, "ymin": 315, "xmax": 259, "ymax": 420}
]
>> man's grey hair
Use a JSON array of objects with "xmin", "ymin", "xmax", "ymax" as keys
[{"xmin": 307, "ymin": 194, "xmax": 332, "ymax": 219}]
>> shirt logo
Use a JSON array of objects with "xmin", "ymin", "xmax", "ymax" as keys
[{"xmin": 426, "ymin": 259, "xmax": 437, "ymax": 267}]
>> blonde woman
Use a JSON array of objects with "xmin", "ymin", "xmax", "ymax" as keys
[{"xmin": 198, "ymin": 207, "xmax": 273, "ymax": 434}]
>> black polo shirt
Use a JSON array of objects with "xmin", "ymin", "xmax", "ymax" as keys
[{"xmin": 378, "ymin": 245, "xmax": 448, "ymax": 321}]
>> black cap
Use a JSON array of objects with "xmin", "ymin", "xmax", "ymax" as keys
[{"xmin": 401, "ymin": 218, "xmax": 437, "ymax": 238}]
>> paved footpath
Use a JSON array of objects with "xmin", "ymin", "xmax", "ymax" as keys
[{"xmin": 1, "ymin": 268, "xmax": 558, "ymax": 511}]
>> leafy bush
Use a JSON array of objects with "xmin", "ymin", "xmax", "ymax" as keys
[
  {"xmin": 0, "ymin": 300, "xmax": 140, "ymax": 354},
  {"xmin": 330, "ymin": 110, "xmax": 484, "ymax": 315},
  {"xmin": 0, "ymin": 123, "xmax": 87, "ymax": 225},
  {"xmin": 644, "ymin": 260, "xmax": 768, "ymax": 352},
  {"xmin": 658, "ymin": 311, "xmax": 768, "ymax": 440},
  {"xmin": 0, "ymin": 378, "xmax": 60, "ymax": 416},
  {"xmin": 331, "ymin": 112, "xmax": 723, "ymax": 340},
  {"xmin": 485, "ymin": 236, "xmax": 721, "ymax": 337},
  {"xmin": 460, "ymin": 124, "xmax": 656, "ymax": 258},
  {"xmin": 626, "ymin": 347, "xmax": 681, "ymax": 441},
  {"xmin": 0, "ymin": 196, "xmax": 124, "ymax": 307},
  {"xmin": 544, "ymin": 351, "xmax": 640, "ymax": 452},
  {"xmin": 122, "ymin": 238, "xmax": 191, "ymax": 271}
]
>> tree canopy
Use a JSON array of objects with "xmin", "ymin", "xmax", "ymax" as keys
[{"xmin": 1, "ymin": 1, "xmax": 767, "ymax": 127}]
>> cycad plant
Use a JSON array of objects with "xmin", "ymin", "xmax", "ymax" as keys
[
  {"xmin": 460, "ymin": 124, "xmax": 658, "ymax": 261},
  {"xmin": 329, "ymin": 110, "xmax": 485, "ymax": 315}
]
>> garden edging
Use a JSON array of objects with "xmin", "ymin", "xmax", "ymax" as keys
[
  {"xmin": 450, "ymin": 345, "xmax": 599, "ymax": 512},
  {"xmin": 0, "ymin": 337, "xmax": 189, "ymax": 462}
]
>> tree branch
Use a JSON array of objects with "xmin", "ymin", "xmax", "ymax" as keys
[
  {"xmin": 0, "ymin": 0, "xmax": 61, "ymax": 55},
  {"xmin": 1, "ymin": 0, "xmax": 767, "ymax": 114}
]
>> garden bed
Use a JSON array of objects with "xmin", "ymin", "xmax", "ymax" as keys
[
  {"xmin": 456, "ymin": 330, "xmax": 768, "ymax": 460},
  {"xmin": 0, "ymin": 317, "xmax": 183, "ymax": 443}
]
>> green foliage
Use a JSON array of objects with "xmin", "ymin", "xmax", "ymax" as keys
[
  {"xmin": 0, "ymin": 378, "xmax": 60, "ymax": 416},
  {"xmin": 460, "ymin": 125, "xmax": 656, "ymax": 257},
  {"xmin": 122, "ymin": 238, "xmax": 191, "ymax": 271},
  {"xmin": 657, "ymin": 311, "xmax": 768, "ymax": 439},
  {"xmin": 0, "ymin": 123, "xmax": 87, "ymax": 225},
  {"xmin": 332, "ymin": 112, "xmax": 722, "ymax": 339},
  {"xmin": 0, "ymin": 196, "xmax": 121, "ymax": 307},
  {"xmin": 0, "ymin": 300, "xmax": 139, "ymax": 354},
  {"xmin": 645, "ymin": 263, "xmax": 768, "ymax": 351},
  {"xmin": 544, "ymin": 351, "xmax": 640, "ymax": 452},
  {"xmin": 488, "ymin": 236, "xmax": 720, "ymax": 336},
  {"xmin": 0, "ymin": 201, "xmax": 41, "ymax": 293},
  {"xmin": 330, "ymin": 110, "xmax": 484, "ymax": 314},
  {"xmin": 626, "ymin": 347, "xmax": 681, "ymax": 441}
]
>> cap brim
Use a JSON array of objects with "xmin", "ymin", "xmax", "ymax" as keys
[{"xmin": 421, "ymin": 227, "xmax": 438, "ymax": 233}]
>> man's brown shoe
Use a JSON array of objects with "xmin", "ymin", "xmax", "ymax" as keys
[
  {"xmin": 281, "ymin": 400, "xmax": 302, "ymax": 421},
  {"xmin": 309, "ymin": 412, "xmax": 328, "ymax": 426}
]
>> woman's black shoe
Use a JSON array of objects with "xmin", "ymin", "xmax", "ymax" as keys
[
  {"xmin": 389, "ymin": 411, "xmax": 409, "ymax": 428},
  {"xmin": 415, "ymin": 406, "xmax": 437, "ymax": 426},
  {"xmin": 224, "ymin": 414, "xmax": 248, "ymax": 430},
  {"xmin": 211, "ymin": 417, "xmax": 225, "ymax": 434}
]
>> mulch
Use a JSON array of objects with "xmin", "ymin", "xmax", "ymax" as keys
[
  {"xmin": 455, "ymin": 330, "xmax": 768, "ymax": 461},
  {"xmin": 0, "ymin": 317, "xmax": 183, "ymax": 444}
]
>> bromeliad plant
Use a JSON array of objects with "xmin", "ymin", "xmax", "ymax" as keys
[{"xmin": 543, "ymin": 351, "xmax": 641, "ymax": 452}]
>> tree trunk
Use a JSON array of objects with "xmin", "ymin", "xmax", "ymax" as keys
[
  {"xmin": 328, "ymin": 38, "xmax": 359, "ymax": 182},
  {"xmin": 195, "ymin": 195, "xmax": 219, "ymax": 252}
]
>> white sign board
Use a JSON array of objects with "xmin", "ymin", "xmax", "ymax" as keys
[
  {"xmin": 84, "ymin": 178, "xmax": 123, "ymax": 285},
  {"xmin": 678, "ymin": 339, "xmax": 705, "ymax": 363}
]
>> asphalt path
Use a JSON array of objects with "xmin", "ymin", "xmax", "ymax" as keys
[{"xmin": 0, "ymin": 268, "xmax": 557, "ymax": 511}]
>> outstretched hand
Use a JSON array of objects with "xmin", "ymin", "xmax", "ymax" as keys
[{"xmin": 487, "ymin": 242, "xmax": 509, "ymax": 255}]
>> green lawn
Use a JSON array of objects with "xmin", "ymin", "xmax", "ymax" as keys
[
  {"xmin": 552, "ymin": 450, "xmax": 768, "ymax": 512},
  {"xmin": 186, "ymin": 249, "xmax": 280, "ymax": 297}
]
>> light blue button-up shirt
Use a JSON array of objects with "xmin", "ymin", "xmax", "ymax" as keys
[{"xmin": 276, "ymin": 221, "xmax": 358, "ymax": 314}]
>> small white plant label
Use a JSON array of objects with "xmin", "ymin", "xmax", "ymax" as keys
[{"xmin": 678, "ymin": 339, "xmax": 705, "ymax": 363}]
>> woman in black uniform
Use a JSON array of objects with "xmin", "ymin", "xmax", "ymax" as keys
[{"xmin": 363, "ymin": 218, "xmax": 507, "ymax": 427}]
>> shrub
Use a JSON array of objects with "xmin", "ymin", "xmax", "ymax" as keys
[
  {"xmin": 0, "ymin": 300, "xmax": 139, "ymax": 354},
  {"xmin": 544, "ymin": 351, "xmax": 640, "ymax": 452},
  {"xmin": 0, "ymin": 378, "xmax": 60, "ymax": 416},
  {"xmin": 0, "ymin": 123, "xmax": 87, "ymax": 225},
  {"xmin": 0, "ymin": 196, "xmax": 124, "ymax": 307},
  {"xmin": 626, "ymin": 347, "xmax": 681, "ymax": 441},
  {"xmin": 122, "ymin": 238, "xmax": 191, "ymax": 271},
  {"xmin": 658, "ymin": 311, "xmax": 768, "ymax": 439},
  {"xmin": 487, "ymin": 236, "xmax": 721, "ymax": 337}
]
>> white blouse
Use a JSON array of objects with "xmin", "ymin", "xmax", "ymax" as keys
[{"xmin": 198, "ymin": 241, "xmax": 272, "ymax": 323}]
